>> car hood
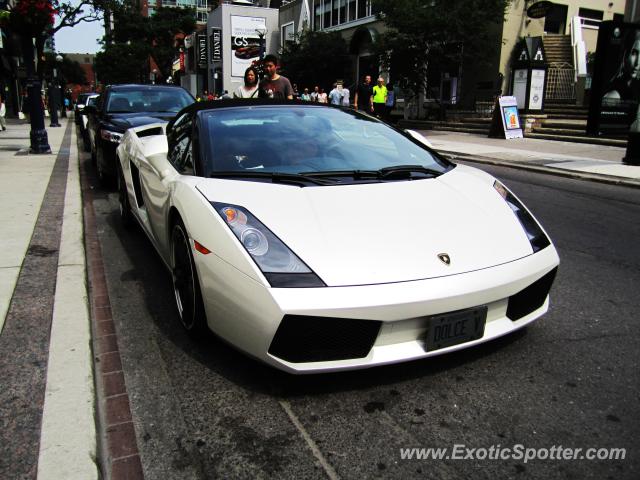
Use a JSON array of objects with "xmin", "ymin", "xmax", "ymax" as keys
[
  {"xmin": 108, "ymin": 113, "xmax": 174, "ymax": 130},
  {"xmin": 195, "ymin": 166, "xmax": 535, "ymax": 287}
]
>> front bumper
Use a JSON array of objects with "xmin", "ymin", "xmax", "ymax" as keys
[
  {"xmin": 96, "ymin": 134, "xmax": 120, "ymax": 177},
  {"xmin": 195, "ymin": 245, "xmax": 559, "ymax": 374}
]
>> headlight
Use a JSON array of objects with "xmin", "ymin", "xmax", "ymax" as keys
[
  {"xmin": 494, "ymin": 181, "xmax": 550, "ymax": 252},
  {"xmin": 100, "ymin": 129, "xmax": 124, "ymax": 144},
  {"xmin": 213, "ymin": 203, "xmax": 325, "ymax": 287}
]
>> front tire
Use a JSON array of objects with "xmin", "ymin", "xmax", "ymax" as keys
[{"xmin": 171, "ymin": 219, "xmax": 207, "ymax": 335}]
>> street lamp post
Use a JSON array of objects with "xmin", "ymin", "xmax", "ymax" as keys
[{"xmin": 56, "ymin": 54, "xmax": 67, "ymax": 118}]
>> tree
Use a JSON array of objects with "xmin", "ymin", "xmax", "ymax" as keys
[
  {"xmin": 280, "ymin": 30, "xmax": 352, "ymax": 91},
  {"xmin": 96, "ymin": 5, "xmax": 196, "ymax": 83},
  {"xmin": 41, "ymin": 53, "xmax": 88, "ymax": 85},
  {"xmin": 0, "ymin": 0, "xmax": 114, "ymax": 152},
  {"xmin": 372, "ymin": 0, "xmax": 510, "ymax": 113}
]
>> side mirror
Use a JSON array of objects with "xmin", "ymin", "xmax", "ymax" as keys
[
  {"xmin": 147, "ymin": 153, "xmax": 173, "ymax": 179},
  {"xmin": 83, "ymin": 105, "xmax": 97, "ymax": 115}
]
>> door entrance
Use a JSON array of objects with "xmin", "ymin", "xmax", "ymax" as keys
[{"xmin": 544, "ymin": 4, "xmax": 568, "ymax": 34}]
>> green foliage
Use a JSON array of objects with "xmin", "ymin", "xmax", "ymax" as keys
[
  {"xmin": 41, "ymin": 53, "xmax": 88, "ymax": 85},
  {"xmin": 95, "ymin": 42, "xmax": 150, "ymax": 85},
  {"xmin": 99, "ymin": 5, "xmax": 196, "ymax": 82},
  {"xmin": 372, "ymin": 0, "xmax": 510, "ymax": 99},
  {"xmin": 279, "ymin": 30, "xmax": 351, "ymax": 90}
]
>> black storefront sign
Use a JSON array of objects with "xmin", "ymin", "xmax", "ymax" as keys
[
  {"xmin": 526, "ymin": 1, "xmax": 553, "ymax": 19},
  {"xmin": 211, "ymin": 29, "xmax": 222, "ymax": 62},
  {"xmin": 587, "ymin": 21, "xmax": 640, "ymax": 137},
  {"xmin": 197, "ymin": 34, "xmax": 207, "ymax": 69}
]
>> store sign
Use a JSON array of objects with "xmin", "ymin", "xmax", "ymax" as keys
[
  {"xmin": 211, "ymin": 29, "xmax": 222, "ymax": 61},
  {"xmin": 512, "ymin": 69, "xmax": 528, "ymax": 110},
  {"xmin": 528, "ymin": 69, "xmax": 545, "ymax": 110},
  {"xmin": 490, "ymin": 96, "xmax": 523, "ymax": 139},
  {"xmin": 527, "ymin": 1, "xmax": 553, "ymax": 19},
  {"xmin": 197, "ymin": 34, "xmax": 207, "ymax": 68},
  {"xmin": 231, "ymin": 15, "xmax": 266, "ymax": 77},
  {"xmin": 180, "ymin": 51, "xmax": 185, "ymax": 71},
  {"xmin": 587, "ymin": 22, "xmax": 640, "ymax": 136}
]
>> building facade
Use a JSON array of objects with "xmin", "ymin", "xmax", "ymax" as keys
[{"xmin": 279, "ymin": 0, "xmax": 385, "ymax": 88}]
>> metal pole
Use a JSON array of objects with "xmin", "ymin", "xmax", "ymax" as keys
[{"xmin": 22, "ymin": 34, "xmax": 51, "ymax": 153}]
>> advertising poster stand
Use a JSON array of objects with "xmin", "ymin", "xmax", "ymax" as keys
[
  {"xmin": 489, "ymin": 96, "xmax": 524, "ymax": 139},
  {"xmin": 509, "ymin": 37, "xmax": 547, "ymax": 113}
]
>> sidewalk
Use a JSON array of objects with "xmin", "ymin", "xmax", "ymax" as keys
[
  {"xmin": 0, "ymin": 116, "xmax": 97, "ymax": 479},
  {"xmin": 419, "ymin": 130, "xmax": 640, "ymax": 188}
]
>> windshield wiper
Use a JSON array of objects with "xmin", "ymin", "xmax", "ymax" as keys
[
  {"xmin": 209, "ymin": 171, "xmax": 336, "ymax": 186},
  {"xmin": 377, "ymin": 165, "xmax": 442, "ymax": 179},
  {"xmin": 302, "ymin": 170, "xmax": 380, "ymax": 180}
]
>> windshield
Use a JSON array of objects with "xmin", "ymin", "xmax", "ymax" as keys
[
  {"xmin": 201, "ymin": 105, "xmax": 450, "ymax": 179},
  {"xmin": 77, "ymin": 94, "xmax": 91, "ymax": 106},
  {"xmin": 107, "ymin": 88, "xmax": 194, "ymax": 114}
]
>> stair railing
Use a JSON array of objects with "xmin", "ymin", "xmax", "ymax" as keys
[{"xmin": 570, "ymin": 15, "xmax": 587, "ymax": 81}]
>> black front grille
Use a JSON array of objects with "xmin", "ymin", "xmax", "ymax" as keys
[
  {"xmin": 268, "ymin": 315, "xmax": 382, "ymax": 363},
  {"xmin": 507, "ymin": 268, "xmax": 558, "ymax": 321}
]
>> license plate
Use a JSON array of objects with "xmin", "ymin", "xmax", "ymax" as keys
[{"xmin": 425, "ymin": 306, "xmax": 487, "ymax": 352}]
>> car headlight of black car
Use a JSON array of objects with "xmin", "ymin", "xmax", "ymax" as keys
[
  {"xmin": 493, "ymin": 181, "xmax": 550, "ymax": 253},
  {"xmin": 100, "ymin": 129, "xmax": 124, "ymax": 144},
  {"xmin": 212, "ymin": 202, "xmax": 325, "ymax": 288}
]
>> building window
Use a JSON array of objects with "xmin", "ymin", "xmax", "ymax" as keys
[
  {"xmin": 338, "ymin": 0, "xmax": 346, "ymax": 24},
  {"xmin": 196, "ymin": 11, "xmax": 208, "ymax": 23},
  {"xmin": 197, "ymin": 0, "xmax": 207, "ymax": 8},
  {"xmin": 357, "ymin": 0, "xmax": 368, "ymax": 19},
  {"xmin": 578, "ymin": 8, "xmax": 603, "ymax": 27},
  {"xmin": 313, "ymin": 0, "xmax": 373, "ymax": 30},
  {"xmin": 281, "ymin": 22, "xmax": 295, "ymax": 48},
  {"xmin": 314, "ymin": 1, "xmax": 322, "ymax": 30},
  {"xmin": 348, "ymin": 0, "xmax": 356, "ymax": 21},
  {"xmin": 333, "ymin": 0, "xmax": 340, "ymax": 25},
  {"xmin": 148, "ymin": 0, "xmax": 156, "ymax": 5},
  {"xmin": 324, "ymin": 0, "xmax": 332, "ymax": 29}
]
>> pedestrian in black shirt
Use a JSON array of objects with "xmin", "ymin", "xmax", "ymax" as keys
[{"xmin": 353, "ymin": 75, "xmax": 374, "ymax": 113}]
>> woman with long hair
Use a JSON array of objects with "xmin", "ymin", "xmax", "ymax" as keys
[{"xmin": 234, "ymin": 66, "xmax": 259, "ymax": 99}]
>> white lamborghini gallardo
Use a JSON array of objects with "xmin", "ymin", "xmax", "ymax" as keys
[{"xmin": 116, "ymin": 100, "xmax": 559, "ymax": 374}]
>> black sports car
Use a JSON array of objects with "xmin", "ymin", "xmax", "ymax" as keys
[{"xmin": 85, "ymin": 84, "xmax": 194, "ymax": 186}]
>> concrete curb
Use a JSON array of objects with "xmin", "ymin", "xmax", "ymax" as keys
[
  {"xmin": 80, "ymin": 143, "xmax": 144, "ymax": 480},
  {"xmin": 438, "ymin": 150, "xmax": 640, "ymax": 189},
  {"xmin": 37, "ymin": 123, "xmax": 98, "ymax": 480}
]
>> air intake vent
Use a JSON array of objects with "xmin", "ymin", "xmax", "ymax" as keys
[
  {"xmin": 507, "ymin": 268, "xmax": 558, "ymax": 321},
  {"xmin": 269, "ymin": 315, "xmax": 381, "ymax": 363}
]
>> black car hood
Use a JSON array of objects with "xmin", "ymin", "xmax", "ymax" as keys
[{"xmin": 108, "ymin": 113, "xmax": 174, "ymax": 130}]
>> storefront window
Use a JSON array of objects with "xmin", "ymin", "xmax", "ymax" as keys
[{"xmin": 333, "ymin": 0, "xmax": 340, "ymax": 25}]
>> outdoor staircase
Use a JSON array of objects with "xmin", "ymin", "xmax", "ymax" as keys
[
  {"xmin": 543, "ymin": 34, "xmax": 573, "ymax": 67},
  {"xmin": 403, "ymin": 116, "xmax": 491, "ymax": 135},
  {"xmin": 526, "ymin": 103, "xmax": 627, "ymax": 147}
]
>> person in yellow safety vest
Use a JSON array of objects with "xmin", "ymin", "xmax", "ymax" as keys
[{"xmin": 371, "ymin": 76, "xmax": 388, "ymax": 119}]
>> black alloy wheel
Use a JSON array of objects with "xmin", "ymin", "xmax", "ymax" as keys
[
  {"xmin": 117, "ymin": 162, "xmax": 133, "ymax": 228},
  {"xmin": 96, "ymin": 145, "xmax": 113, "ymax": 188},
  {"xmin": 171, "ymin": 219, "xmax": 207, "ymax": 335}
]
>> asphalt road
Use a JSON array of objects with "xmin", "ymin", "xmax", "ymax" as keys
[{"xmin": 87, "ymin": 150, "xmax": 640, "ymax": 479}]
